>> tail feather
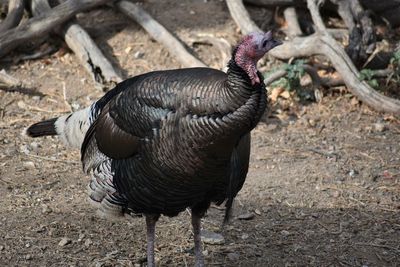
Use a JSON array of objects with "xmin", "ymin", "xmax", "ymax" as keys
[
  {"xmin": 26, "ymin": 106, "xmax": 94, "ymax": 149},
  {"xmin": 26, "ymin": 118, "xmax": 58, "ymax": 137}
]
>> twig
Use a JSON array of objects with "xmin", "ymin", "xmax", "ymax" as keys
[
  {"xmin": 347, "ymin": 196, "xmax": 366, "ymax": 206},
  {"xmin": 264, "ymin": 69, "xmax": 287, "ymax": 86},
  {"xmin": 0, "ymin": 0, "xmax": 24, "ymax": 32},
  {"xmin": 116, "ymin": 1, "xmax": 206, "ymax": 68},
  {"xmin": 355, "ymin": 243, "xmax": 400, "ymax": 254},
  {"xmin": 307, "ymin": 148, "xmax": 339, "ymax": 158},
  {"xmin": 0, "ymin": 0, "xmax": 112, "ymax": 58},
  {"xmin": 24, "ymin": 153, "xmax": 80, "ymax": 164}
]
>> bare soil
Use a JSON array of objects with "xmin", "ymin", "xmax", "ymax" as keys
[{"xmin": 0, "ymin": 1, "xmax": 399, "ymax": 266}]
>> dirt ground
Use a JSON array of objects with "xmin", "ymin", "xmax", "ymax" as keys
[{"xmin": 1, "ymin": 1, "xmax": 399, "ymax": 266}]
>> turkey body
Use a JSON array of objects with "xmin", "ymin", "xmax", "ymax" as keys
[
  {"xmin": 27, "ymin": 31, "xmax": 281, "ymax": 266},
  {"xmin": 82, "ymin": 64, "xmax": 267, "ymax": 217}
]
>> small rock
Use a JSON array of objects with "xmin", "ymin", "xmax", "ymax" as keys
[
  {"xmin": 237, "ymin": 212, "xmax": 254, "ymax": 220},
  {"xmin": 203, "ymin": 250, "xmax": 209, "ymax": 256},
  {"xmin": 254, "ymin": 209, "xmax": 261, "ymax": 215},
  {"xmin": 41, "ymin": 204, "xmax": 52, "ymax": 214},
  {"xmin": 29, "ymin": 142, "xmax": 39, "ymax": 151},
  {"xmin": 373, "ymin": 122, "xmax": 386, "ymax": 132},
  {"xmin": 84, "ymin": 238, "xmax": 92, "ymax": 247},
  {"xmin": 331, "ymin": 191, "xmax": 340, "ymax": 198},
  {"xmin": 78, "ymin": 233, "xmax": 85, "ymax": 242},
  {"xmin": 23, "ymin": 161, "xmax": 36, "ymax": 170},
  {"xmin": 241, "ymin": 233, "xmax": 249, "ymax": 240},
  {"xmin": 281, "ymin": 230, "xmax": 290, "ymax": 236},
  {"xmin": 201, "ymin": 230, "xmax": 225, "ymax": 245},
  {"xmin": 348, "ymin": 169, "xmax": 358, "ymax": 178},
  {"xmin": 25, "ymin": 254, "xmax": 32, "ymax": 260},
  {"xmin": 262, "ymin": 207, "xmax": 271, "ymax": 213},
  {"xmin": 17, "ymin": 100, "xmax": 26, "ymax": 109},
  {"xmin": 134, "ymin": 51, "xmax": 144, "ymax": 59},
  {"xmin": 58, "ymin": 237, "xmax": 72, "ymax": 247},
  {"xmin": 227, "ymin": 252, "xmax": 240, "ymax": 261},
  {"xmin": 25, "ymin": 243, "xmax": 31, "ymax": 248},
  {"xmin": 308, "ymin": 119, "xmax": 317, "ymax": 127},
  {"xmin": 125, "ymin": 46, "xmax": 132, "ymax": 54},
  {"xmin": 0, "ymin": 245, "xmax": 4, "ymax": 251}
]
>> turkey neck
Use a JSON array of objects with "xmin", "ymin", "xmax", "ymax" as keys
[
  {"xmin": 225, "ymin": 57, "xmax": 264, "ymax": 100},
  {"xmin": 222, "ymin": 58, "xmax": 267, "ymax": 130}
]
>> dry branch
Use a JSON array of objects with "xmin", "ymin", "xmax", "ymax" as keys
[
  {"xmin": 332, "ymin": 0, "xmax": 376, "ymax": 67},
  {"xmin": 226, "ymin": 0, "xmax": 400, "ymax": 114},
  {"xmin": 226, "ymin": 0, "xmax": 261, "ymax": 34},
  {"xmin": 283, "ymin": 7, "xmax": 302, "ymax": 37},
  {"xmin": 306, "ymin": 0, "xmax": 400, "ymax": 114},
  {"xmin": 0, "ymin": 0, "xmax": 24, "ymax": 32},
  {"xmin": 264, "ymin": 69, "xmax": 287, "ymax": 86},
  {"xmin": 63, "ymin": 23, "xmax": 123, "ymax": 84},
  {"xmin": 31, "ymin": 0, "xmax": 122, "ymax": 85},
  {"xmin": 116, "ymin": 1, "xmax": 206, "ymax": 68},
  {"xmin": 0, "ymin": 0, "xmax": 112, "ymax": 58}
]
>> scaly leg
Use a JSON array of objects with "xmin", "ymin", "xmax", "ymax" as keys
[
  {"xmin": 145, "ymin": 214, "xmax": 159, "ymax": 267},
  {"xmin": 191, "ymin": 211, "xmax": 205, "ymax": 267}
]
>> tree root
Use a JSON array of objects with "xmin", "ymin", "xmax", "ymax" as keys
[
  {"xmin": 31, "ymin": 0, "xmax": 123, "ymax": 86},
  {"xmin": 0, "ymin": 0, "xmax": 24, "ymax": 32},
  {"xmin": 0, "ymin": 0, "xmax": 112, "ymax": 58},
  {"xmin": 226, "ymin": 0, "xmax": 400, "ymax": 114},
  {"xmin": 116, "ymin": 1, "xmax": 206, "ymax": 68}
]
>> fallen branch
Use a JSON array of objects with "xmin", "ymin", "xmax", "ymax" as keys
[
  {"xmin": 226, "ymin": 0, "xmax": 400, "ymax": 114},
  {"xmin": 116, "ymin": 1, "xmax": 206, "ymax": 68},
  {"xmin": 264, "ymin": 69, "xmax": 287, "ymax": 86},
  {"xmin": 283, "ymin": 7, "xmax": 302, "ymax": 37},
  {"xmin": 332, "ymin": 0, "xmax": 376, "ymax": 67},
  {"xmin": 226, "ymin": 0, "xmax": 261, "ymax": 34},
  {"xmin": 0, "ymin": 0, "xmax": 24, "ymax": 32},
  {"xmin": 307, "ymin": 0, "xmax": 400, "ymax": 114},
  {"xmin": 63, "ymin": 22, "xmax": 123, "ymax": 85},
  {"xmin": 31, "ymin": 0, "xmax": 123, "ymax": 85},
  {"xmin": 0, "ymin": 0, "xmax": 112, "ymax": 58}
]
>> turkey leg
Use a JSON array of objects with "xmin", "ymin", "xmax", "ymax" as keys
[
  {"xmin": 145, "ymin": 214, "xmax": 159, "ymax": 267},
  {"xmin": 191, "ymin": 212, "xmax": 205, "ymax": 267}
]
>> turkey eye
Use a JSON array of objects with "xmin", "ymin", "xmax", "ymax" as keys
[{"xmin": 262, "ymin": 40, "xmax": 268, "ymax": 47}]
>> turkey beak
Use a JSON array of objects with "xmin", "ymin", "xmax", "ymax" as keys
[{"xmin": 270, "ymin": 38, "xmax": 283, "ymax": 49}]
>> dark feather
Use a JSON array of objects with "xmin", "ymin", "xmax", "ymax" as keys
[{"xmin": 26, "ymin": 118, "xmax": 57, "ymax": 137}]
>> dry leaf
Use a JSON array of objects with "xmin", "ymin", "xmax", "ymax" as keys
[{"xmin": 269, "ymin": 87, "xmax": 284, "ymax": 102}]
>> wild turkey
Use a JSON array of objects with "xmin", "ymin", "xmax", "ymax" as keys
[{"xmin": 27, "ymin": 31, "xmax": 282, "ymax": 267}]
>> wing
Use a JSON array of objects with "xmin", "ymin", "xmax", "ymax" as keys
[{"xmin": 82, "ymin": 67, "xmax": 228, "ymax": 167}]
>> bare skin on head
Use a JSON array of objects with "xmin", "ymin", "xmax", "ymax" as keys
[{"xmin": 234, "ymin": 31, "xmax": 282, "ymax": 85}]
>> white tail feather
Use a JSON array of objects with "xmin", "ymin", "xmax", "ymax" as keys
[{"xmin": 54, "ymin": 106, "xmax": 93, "ymax": 148}]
